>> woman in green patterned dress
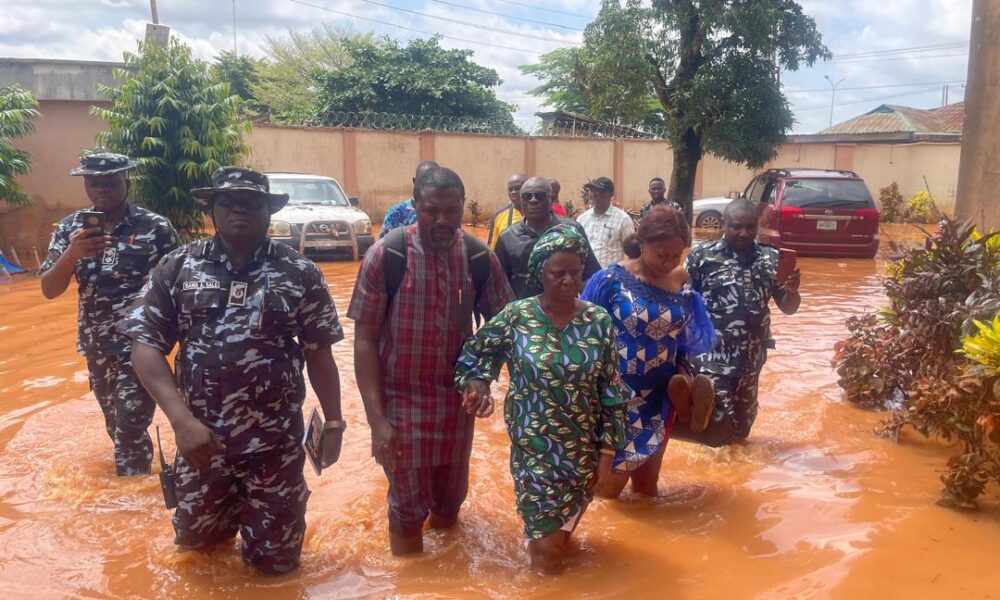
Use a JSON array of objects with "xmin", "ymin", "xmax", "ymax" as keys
[{"xmin": 455, "ymin": 225, "xmax": 627, "ymax": 574}]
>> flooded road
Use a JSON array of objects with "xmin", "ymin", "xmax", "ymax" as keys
[{"xmin": 1, "ymin": 224, "xmax": 998, "ymax": 599}]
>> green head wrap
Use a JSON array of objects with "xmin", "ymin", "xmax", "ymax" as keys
[{"xmin": 527, "ymin": 224, "xmax": 589, "ymax": 288}]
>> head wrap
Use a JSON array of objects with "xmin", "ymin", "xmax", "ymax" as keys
[{"xmin": 527, "ymin": 224, "xmax": 589, "ymax": 288}]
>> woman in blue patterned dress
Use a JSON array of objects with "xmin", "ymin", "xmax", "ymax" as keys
[
  {"xmin": 582, "ymin": 206, "xmax": 716, "ymax": 498},
  {"xmin": 455, "ymin": 225, "xmax": 627, "ymax": 574}
]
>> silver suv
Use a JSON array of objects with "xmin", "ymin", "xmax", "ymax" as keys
[{"xmin": 265, "ymin": 173, "xmax": 374, "ymax": 260}]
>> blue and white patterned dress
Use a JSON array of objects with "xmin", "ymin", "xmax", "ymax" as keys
[{"xmin": 582, "ymin": 263, "xmax": 715, "ymax": 472}]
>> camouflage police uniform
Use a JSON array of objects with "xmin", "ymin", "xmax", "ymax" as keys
[
  {"xmin": 42, "ymin": 196, "xmax": 179, "ymax": 475},
  {"xmin": 123, "ymin": 234, "xmax": 343, "ymax": 575},
  {"xmin": 683, "ymin": 238, "xmax": 787, "ymax": 444},
  {"xmin": 638, "ymin": 199, "xmax": 683, "ymax": 220}
]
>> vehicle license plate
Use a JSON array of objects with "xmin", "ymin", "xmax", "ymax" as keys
[
  {"xmin": 309, "ymin": 240, "xmax": 337, "ymax": 247},
  {"xmin": 817, "ymin": 220, "xmax": 837, "ymax": 231}
]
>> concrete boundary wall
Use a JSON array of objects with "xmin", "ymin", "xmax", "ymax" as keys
[{"xmin": 1, "ymin": 102, "xmax": 962, "ymax": 263}]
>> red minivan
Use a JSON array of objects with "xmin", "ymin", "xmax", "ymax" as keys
[{"xmin": 747, "ymin": 169, "xmax": 880, "ymax": 258}]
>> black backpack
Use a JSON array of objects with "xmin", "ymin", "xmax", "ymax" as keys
[{"xmin": 382, "ymin": 227, "xmax": 491, "ymax": 329}]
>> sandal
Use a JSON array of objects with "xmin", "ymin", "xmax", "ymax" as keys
[
  {"xmin": 668, "ymin": 374, "xmax": 693, "ymax": 424},
  {"xmin": 689, "ymin": 375, "xmax": 716, "ymax": 434}
]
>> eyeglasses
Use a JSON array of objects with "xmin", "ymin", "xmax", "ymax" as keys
[{"xmin": 520, "ymin": 191, "xmax": 550, "ymax": 203}]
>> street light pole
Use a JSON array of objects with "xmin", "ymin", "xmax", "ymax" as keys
[
  {"xmin": 150, "ymin": 0, "xmax": 159, "ymax": 24},
  {"xmin": 824, "ymin": 75, "xmax": 846, "ymax": 128}
]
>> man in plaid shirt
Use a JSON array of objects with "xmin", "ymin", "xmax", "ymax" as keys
[{"xmin": 349, "ymin": 166, "xmax": 514, "ymax": 555}]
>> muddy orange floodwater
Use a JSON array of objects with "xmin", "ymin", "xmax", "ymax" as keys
[{"xmin": 1, "ymin": 224, "xmax": 998, "ymax": 599}]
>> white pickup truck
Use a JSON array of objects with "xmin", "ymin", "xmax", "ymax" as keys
[{"xmin": 265, "ymin": 172, "xmax": 375, "ymax": 260}]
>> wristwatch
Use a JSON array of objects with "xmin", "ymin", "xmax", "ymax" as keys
[{"xmin": 323, "ymin": 419, "xmax": 347, "ymax": 431}]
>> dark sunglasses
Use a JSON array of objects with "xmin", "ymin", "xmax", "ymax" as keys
[{"xmin": 520, "ymin": 191, "xmax": 550, "ymax": 203}]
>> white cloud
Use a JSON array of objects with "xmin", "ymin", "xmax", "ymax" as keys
[{"xmin": 0, "ymin": 0, "xmax": 975, "ymax": 134}]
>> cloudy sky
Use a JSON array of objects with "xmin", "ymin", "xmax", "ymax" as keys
[{"xmin": 0, "ymin": 0, "xmax": 973, "ymax": 133}]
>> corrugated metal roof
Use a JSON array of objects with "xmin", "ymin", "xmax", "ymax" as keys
[
  {"xmin": 820, "ymin": 102, "xmax": 965, "ymax": 136},
  {"xmin": 930, "ymin": 102, "xmax": 965, "ymax": 132}
]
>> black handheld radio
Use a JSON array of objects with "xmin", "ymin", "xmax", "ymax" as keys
[{"xmin": 156, "ymin": 426, "xmax": 178, "ymax": 509}]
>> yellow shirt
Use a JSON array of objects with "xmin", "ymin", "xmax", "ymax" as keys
[{"xmin": 487, "ymin": 203, "xmax": 523, "ymax": 249}]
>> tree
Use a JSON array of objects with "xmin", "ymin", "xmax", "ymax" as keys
[
  {"xmin": 313, "ymin": 36, "xmax": 519, "ymax": 134},
  {"xmin": 212, "ymin": 50, "xmax": 264, "ymax": 109},
  {"xmin": 93, "ymin": 39, "xmax": 250, "ymax": 241},
  {"xmin": 521, "ymin": 47, "xmax": 663, "ymax": 128},
  {"xmin": 253, "ymin": 24, "xmax": 367, "ymax": 123},
  {"xmin": 526, "ymin": 0, "xmax": 829, "ymax": 221},
  {"xmin": 0, "ymin": 85, "xmax": 41, "ymax": 207}
]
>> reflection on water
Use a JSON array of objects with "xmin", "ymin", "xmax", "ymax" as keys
[{"xmin": 1, "ymin": 224, "xmax": 998, "ymax": 599}]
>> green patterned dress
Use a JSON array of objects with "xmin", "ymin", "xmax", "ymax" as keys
[{"xmin": 455, "ymin": 298, "xmax": 627, "ymax": 539}]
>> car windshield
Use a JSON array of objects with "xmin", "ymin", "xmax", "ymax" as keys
[
  {"xmin": 782, "ymin": 179, "xmax": 874, "ymax": 209},
  {"xmin": 269, "ymin": 179, "xmax": 350, "ymax": 207}
]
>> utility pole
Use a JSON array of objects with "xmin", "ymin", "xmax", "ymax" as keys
[
  {"xmin": 145, "ymin": 0, "xmax": 169, "ymax": 47},
  {"xmin": 232, "ymin": 0, "xmax": 238, "ymax": 55},
  {"xmin": 824, "ymin": 75, "xmax": 846, "ymax": 128},
  {"xmin": 954, "ymin": 0, "xmax": 1000, "ymax": 229}
]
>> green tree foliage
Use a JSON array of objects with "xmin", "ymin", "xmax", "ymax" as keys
[
  {"xmin": 521, "ymin": 47, "xmax": 663, "ymax": 128},
  {"xmin": 212, "ymin": 50, "xmax": 264, "ymax": 109},
  {"xmin": 93, "ymin": 40, "xmax": 250, "ymax": 241},
  {"xmin": 0, "ymin": 85, "xmax": 41, "ymax": 207},
  {"xmin": 313, "ymin": 36, "xmax": 519, "ymax": 134},
  {"xmin": 254, "ymin": 24, "xmax": 366, "ymax": 123},
  {"xmin": 525, "ymin": 0, "xmax": 829, "ymax": 220}
]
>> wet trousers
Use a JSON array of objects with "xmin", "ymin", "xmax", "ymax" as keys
[
  {"xmin": 86, "ymin": 353, "xmax": 155, "ymax": 476},
  {"xmin": 383, "ymin": 459, "xmax": 470, "ymax": 538},
  {"xmin": 172, "ymin": 447, "xmax": 310, "ymax": 575}
]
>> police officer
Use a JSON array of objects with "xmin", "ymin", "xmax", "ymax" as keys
[
  {"xmin": 675, "ymin": 198, "xmax": 801, "ymax": 446},
  {"xmin": 40, "ymin": 152, "xmax": 180, "ymax": 476},
  {"xmin": 125, "ymin": 167, "xmax": 346, "ymax": 575}
]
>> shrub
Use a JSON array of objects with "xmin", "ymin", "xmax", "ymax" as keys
[
  {"xmin": 467, "ymin": 198, "xmax": 483, "ymax": 226},
  {"xmin": 833, "ymin": 219, "xmax": 1000, "ymax": 507},
  {"xmin": 93, "ymin": 39, "xmax": 250, "ymax": 241},
  {"xmin": 0, "ymin": 85, "xmax": 40, "ymax": 207},
  {"xmin": 904, "ymin": 191, "xmax": 939, "ymax": 224},
  {"xmin": 878, "ymin": 182, "xmax": 905, "ymax": 223},
  {"xmin": 562, "ymin": 199, "xmax": 577, "ymax": 218}
]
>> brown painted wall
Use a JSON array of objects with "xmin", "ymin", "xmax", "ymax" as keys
[
  {"xmin": 2, "ymin": 104, "xmax": 967, "ymax": 267},
  {"xmin": 0, "ymin": 100, "xmax": 107, "ymax": 268}
]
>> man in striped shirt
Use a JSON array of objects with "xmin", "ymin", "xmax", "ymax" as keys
[{"xmin": 576, "ymin": 177, "xmax": 635, "ymax": 268}]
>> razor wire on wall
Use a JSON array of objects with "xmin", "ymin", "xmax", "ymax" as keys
[{"xmin": 304, "ymin": 110, "xmax": 668, "ymax": 139}]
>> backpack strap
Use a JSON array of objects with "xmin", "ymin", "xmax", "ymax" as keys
[
  {"xmin": 463, "ymin": 231, "xmax": 490, "ymax": 298},
  {"xmin": 382, "ymin": 226, "xmax": 408, "ymax": 304},
  {"xmin": 464, "ymin": 231, "xmax": 491, "ymax": 328},
  {"xmin": 383, "ymin": 227, "xmax": 492, "ymax": 327}
]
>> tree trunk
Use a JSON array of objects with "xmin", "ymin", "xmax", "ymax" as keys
[
  {"xmin": 954, "ymin": 0, "xmax": 1000, "ymax": 229},
  {"xmin": 667, "ymin": 126, "xmax": 703, "ymax": 226}
]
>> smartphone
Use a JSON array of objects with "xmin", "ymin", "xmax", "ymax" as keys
[
  {"xmin": 776, "ymin": 248, "xmax": 797, "ymax": 283},
  {"xmin": 79, "ymin": 210, "xmax": 106, "ymax": 233}
]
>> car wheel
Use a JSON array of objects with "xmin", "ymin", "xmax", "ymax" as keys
[{"xmin": 696, "ymin": 210, "xmax": 723, "ymax": 229}]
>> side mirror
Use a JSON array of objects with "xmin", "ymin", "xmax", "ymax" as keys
[
  {"xmin": 349, "ymin": 196, "xmax": 360, "ymax": 207},
  {"xmin": 728, "ymin": 191, "xmax": 740, "ymax": 199}
]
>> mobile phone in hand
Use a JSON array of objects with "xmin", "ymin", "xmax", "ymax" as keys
[
  {"xmin": 79, "ymin": 210, "xmax": 106, "ymax": 233},
  {"xmin": 777, "ymin": 248, "xmax": 797, "ymax": 283}
]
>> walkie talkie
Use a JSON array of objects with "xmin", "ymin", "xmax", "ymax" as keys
[{"xmin": 156, "ymin": 426, "xmax": 178, "ymax": 509}]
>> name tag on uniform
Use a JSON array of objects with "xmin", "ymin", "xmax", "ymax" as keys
[
  {"xmin": 101, "ymin": 246, "xmax": 118, "ymax": 267},
  {"xmin": 182, "ymin": 280, "xmax": 221, "ymax": 291},
  {"xmin": 228, "ymin": 281, "xmax": 248, "ymax": 307}
]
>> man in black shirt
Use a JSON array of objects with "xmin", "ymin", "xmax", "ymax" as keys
[{"xmin": 495, "ymin": 176, "xmax": 601, "ymax": 299}]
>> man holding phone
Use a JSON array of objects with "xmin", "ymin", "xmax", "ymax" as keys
[
  {"xmin": 677, "ymin": 198, "xmax": 801, "ymax": 446},
  {"xmin": 40, "ymin": 152, "xmax": 180, "ymax": 476}
]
